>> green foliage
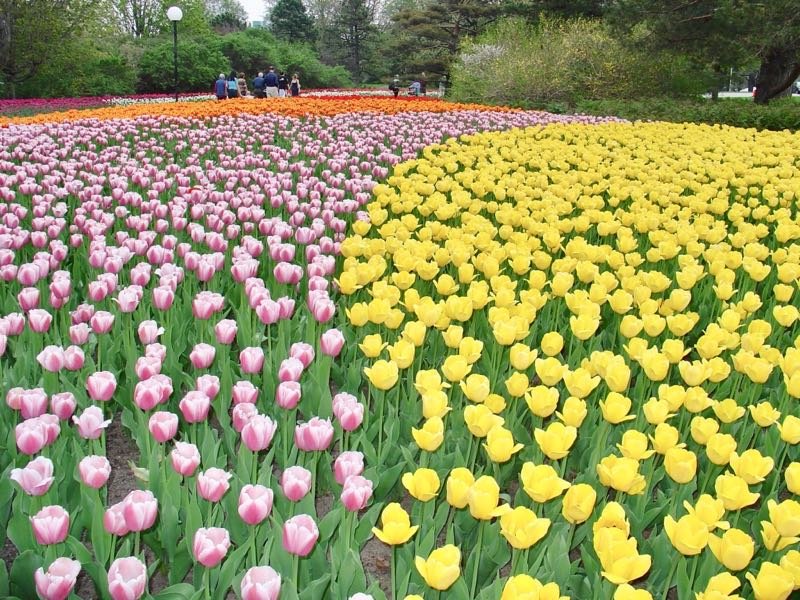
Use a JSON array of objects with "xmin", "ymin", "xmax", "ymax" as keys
[
  {"xmin": 573, "ymin": 97, "xmax": 800, "ymax": 131},
  {"xmin": 270, "ymin": 0, "xmax": 316, "ymax": 44},
  {"xmin": 137, "ymin": 36, "xmax": 230, "ymax": 92},
  {"xmin": 449, "ymin": 17, "xmax": 706, "ymax": 106}
]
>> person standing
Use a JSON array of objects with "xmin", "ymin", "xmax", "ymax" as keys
[
  {"xmin": 227, "ymin": 71, "xmax": 239, "ymax": 98},
  {"xmin": 214, "ymin": 73, "xmax": 227, "ymax": 100},
  {"xmin": 237, "ymin": 72, "xmax": 249, "ymax": 97},
  {"xmin": 278, "ymin": 72, "xmax": 289, "ymax": 98},
  {"xmin": 420, "ymin": 72, "xmax": 427, "ymax": 95},
  {"xmin": 290, "ymin": 73, "xmax": 301, "ymax": 97},
  {"xmin": 264, "ymin": 67, "xmax": 279, "ymax": 98},
  {"xmin": 252, "ymin": 72, "xmax": 265, "ymax": 98},
  {"xmin": 389, "ymin": 74, "xmax": 400, "ymax": 97}
]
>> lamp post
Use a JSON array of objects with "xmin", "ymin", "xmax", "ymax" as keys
[{"xmin": 166, "ymin": 6, "xmax": 183, "ymax": 102}]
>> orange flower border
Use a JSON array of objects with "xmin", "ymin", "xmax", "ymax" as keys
[{"xmin": 0, "ymin": 96, "xmax": 517, "ymax": 127}]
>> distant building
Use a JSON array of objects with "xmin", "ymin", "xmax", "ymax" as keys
[{"xmin": 250, "ymin": 20, "xmax": 266, "ymax": 29}]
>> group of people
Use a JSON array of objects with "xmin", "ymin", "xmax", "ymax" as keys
[
  {"xmin": 214, "ymin": 67, "xmax": 301, "ymax": 100},
  {"xmin": 389, "ymin": 73, "xmax": 447, "ymax": 97}
]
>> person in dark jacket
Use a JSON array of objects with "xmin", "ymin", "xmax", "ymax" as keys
[
  {"xmin": 290, "ymin": 73, "xmax": 301, "ymax": 97},
  {"xmin": 252, "ymin": 72, "xmax": 265, "ymax": 98},
  {"xmin": 214, "ymin": 74, "xmax": 227, "ymax": 100},
  {"xmin": 278, "ymin": 72, "xmax": 289, "ymax": 98},
  {"xmin": 227, "ymin": 71, "xmax": 239, "ymax": 98},
  {"xmin": 264, "ymin": 67, "xmax": 279, "ymax": 98}
]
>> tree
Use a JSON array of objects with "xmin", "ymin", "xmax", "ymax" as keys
[
  {"xmin": 606, "ymin": 0, "xmax": 800, "ymax": 104},
  {"xmin": 112, "ymin": 0, "xmax": 210, "ymax": 38},
  {"xmin": 0, "ymin": 0, "xmax": 102, "ymax": 97},
  {"xmin": 206, "ymin": 0, "xmax": 248, "ymax": 31},
  {"xmin": 505, "ymin": 0, "xmax": 604, "ymax": 19},
  {"xmin": 270, "ymin": 0, "xmax": 316, "ymax": 43},
  {"xmin": 333, "ymin": 0, "xmax": 378, "ymax": 80},
  {"xmin": 389, "ymin": 0, "xmax": 503, "ymax": 75}
]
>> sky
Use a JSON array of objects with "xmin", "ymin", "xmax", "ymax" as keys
[{"xmin": 240, "ymin": 0, "xmax": 266, "ymax": 22}]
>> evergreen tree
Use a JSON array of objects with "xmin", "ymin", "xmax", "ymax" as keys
[
  {"xmin": 333, "ymin": 0, "xmax": 378, "ymax": 81},
  {"xmin": 270, "ymin": 0, "xmax": 316, "ymax": 44}
]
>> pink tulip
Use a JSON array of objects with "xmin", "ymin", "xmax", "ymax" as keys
[
  {"xmin": 310, "ymin": 297, "xmax": 335, "ymax": 323},
  {"xmin": 193, "ymin": 527, "xmax": 230, "ymax": 568},
  {"xmin": 69, "ymin": 323, "xmax": 90, "ymax": 345},
  {"xmin": 255, "ymin": 299, "xmax": 280, "ymax": 324},
  {"xmin": 281, "ymin": 466, "xmax": 312, "ymax": 502},
  {"xmin": 122, "ymin": 490, "xmax": 158, "ymax": 532},
  {"xmin": 239, "ymin": 346, "xmax": 265, "ymax": 374},
  {"xmin": 241, "ymin": 414, "xmax": 278, "ymax": 452},
  {"xmin": 282, "ymin": 514, "xmax": 319, "ymax": 557},
  {"xmin": 240, "ymin": 566, "xmax": 281, "ymax": 600},
  {"xmin": 148, "ymin": 411, "xmax": 179, "ymax": 443},
  {"xmin": 63, "ymin": 346, "xmax": 85, "ymax": 371},
  {"xmin": 50, "ymin": 392, "xmax": 76, "ymax": 420},
  {"xmin": 232, "ymin": 380, "xmax": 258, "ymax": 405},
  {"xmin": 278, "ymin": 357, "xmax": 304, "ymax": 382},
  {"xmin": 10, "ymin": 456, "xmax": 54, "ymax": 496},
  {"xmin": 28, "ymin": 309, "xmax": 52, "ymax": 333},
  {"xmin": 137, "ymin": 320, "xmax": 163, "ymax": 344},
  {"xmin": 232, "ymin": 403, "xmax": 258, "ymax": 432},
  {"xmin": 78, "ymin": 455, "xmax": 111, "ymax": 489},
  {"xmin": 31, "ymin": 505, "xmax": 69, "ymax": 545},
  {"xmin": 89, "ymin": 311, "xmax": 115, "ymax": 334},
  {"xmin": 191, "ymin": 296, "xmax": 216, "ymax": 320},
  {"xmin": 320, "ymin": 328, "xmax": 345, "ymax": 357},
  {"xmin": 196, "ymin": 374, "xmax": 220, "ymax": 400},
  {"xmin": 275, "ymin": 381, "xmax": 302, "ymax": 410},
  {"xmin": 333, "ymin": 394, "xmax": 364, "ymax": 432},
  {"xmin": 107, "ymin": 557, "xmax": 147, "ymax": 600},
  {"xmin": 289, "ymin": 342, "xmax": 315, "ymax": 368},
  {"xmin": 238, "ymin": 484, "xmax": 274, "ymax": 526},
  {"xmin": 145, "ymin": 343, "xmax": 167, "ymax": 362},
  {"xmin": 103, "ymin": 503, "xmax": 129, "ymax": 536},
  {"xmin": 274, "ymin": 262, "xmax": 303, "ymax": 285},
  {"xmin": 197, "ymin": 468, "xmax": 232, "ymax": 502},
  {"xmin": 6, "ymin": 386, "xmax": 23, "ymax": 410},
  {"xmin": 189, "ymin": 343, "xmax": 216, "ymax": 369},
  {"xmin": 135, "ymin": 356, "xmax": 162, "ymax": 380},
  {"xmin": 170, "ymin": 442, "xmax": 201, "ymax": 477},
  {"xmin": 214, "ymin": 319, "xmax": 238, "ymax": 344},
  {"xmin": 37, "ymin": 345, "xmax": 65, "ymax": 372},
  {"xmin": 152, "ymin": 286, "xmax": 174, "ymax": 311},
  {"xmin": 72, "ymin": 406, "xmax": 112, "ymax": 439},
  {"xmin": 40, "ymin": 414, "xmax": 61, "ymax": 445},
  {"xmin": 179, "ymin": 390, "xmax": 211, "ymax": 423},
  {"xmin": 35, "ymin": 557, "xmax": 81, "ymax": 600},
  {"xmin": 294, "ymin": 417, "xmax": 334, "ymax": 451},
  {"xmin": 341, "ymin": 475, "xmax": 373, "ymax": 512},
  {"xmin": 20, "ymin": 388, "xmax": 49, "ymax": 419},
  {"xmin": 18, "ymin": 287, "xmax": 40, "ymax": 311},
  {"xmin": 16, "ymin": 418, "xmax": 49, "ymax": 454},
  {"xmin": 334, "ymin": 451, "xmax": 365, "ymax": 486},
  {"xmin": 86, "ymin": 371, "xmax": 117, "ymax": 402}
]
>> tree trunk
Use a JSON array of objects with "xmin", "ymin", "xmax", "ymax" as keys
[{"xmin": 754, "ymin": 46, "xmax": 800, "ymax": 105}]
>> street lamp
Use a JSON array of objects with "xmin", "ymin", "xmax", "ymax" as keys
[{"xmin": 166, "ymin": 6, "xmax": 183, "ymax": 102}]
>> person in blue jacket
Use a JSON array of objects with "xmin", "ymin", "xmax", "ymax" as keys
[
  {"xmin": 214, "ymin": 74, "xmax": 227, "ymax": 100},
  {"xmin": 252, "ymin": 72, "xmax": 265, "ymax": 98},
  {"xmin": 264, "ymin": 67, "xmax": 279, "ymax": 98},
  {"xmin": 227, "ymin": 71, "xmax": 239, "ymax": 98}
]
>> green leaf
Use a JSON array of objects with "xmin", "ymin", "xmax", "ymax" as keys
[
  {"xmin": 354, "ymin": 503, "xmax": 384, "ymax": 546},
  {"xmin": 216, "ymin": 543, "xmax": 249, "ymax": 600},
  {"xmin": 298, "ymin": 573, "xmax": 331, "ymax": 600},
  {"xmin": 153, "ymin": 583, "xmax": 197, "ymax": 600},
  {"xmin": 9, "ymin": 550, "xmax": 42, "ymax": 600},
  {"xmin": 318, "ymin": 505, "xmax": 345, "ymax": 542},
  {"xmin": 447, "ymin": 577, "xmax": 471, "ymax": 600},
  {"xmin": 6, "ymin": 504, "xmax": 35, "ymax": 553}
]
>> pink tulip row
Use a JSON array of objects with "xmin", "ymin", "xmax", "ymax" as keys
[{"xmin": 0, "ymin": 108, "xmax": 616, "ymax": 598}]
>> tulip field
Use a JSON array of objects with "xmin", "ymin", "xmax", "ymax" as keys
[{"xmin": 0, "ymin": 96, "xmax": 798, "ymax": 600}]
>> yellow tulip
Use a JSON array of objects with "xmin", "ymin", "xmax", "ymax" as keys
[
  {"xmin": 664, "ymin": 447, "xmax": 697, "ymax": 484},
  {"xmin": 642, "ymin": 397, "xmax": 672, "ymax": 425},
  {"xmin": 359, "ymin": 333, "xmax": 387, "ymax": 358},
  {"xmin": 415, "ymin": 545, "xmax": 461, "ymax": 591},
  {"xmin": 401, "ymin": 468, "xmax": 440, "ymax": 502},
  {"xmin": 649, "ymin": 423, "xmax": 682, "ymax": 455},
  {"xmin": 534, "ymin": 422, "xmax": 577, "ymax": 460},
  {"xmin": 563, "ymin": 367, "xmax": 600, "ymax": 399},
  {"xmin": 525, "ymin": 386, "xmax": 559, "ymax": 418},
  {"xmin": 729, "ymin": 449, "xmax": 774, "ymax": 484},
  {"xmin": 617, "ymin": 430, "xmax": 653, "ymax": 461},
  {"xmin": 363, "ymin": 360, "xmax": 399, "ymax": 390},
  {"xmin": 484, "ymin": 425, "xmax": 524, "ymax": 463},
  {"xmin": 441, "ymin": 325, "xmax": 463, "ymax": 348},
  {"xmin": 713, "ymin": 398, "xmax": 745, "ymax": 423},
  {"xmin": 520, "ymin": 462, "xmax": 570, "ymax": 503},
  {"xmin": 596, "ymin": 455, "xmax": 646, "ymax": 495},
  {"xmin": 639, "ymin": 347, "xmax": 669, "ymax": 381},
  {"xmin": 613, "ymin": 584, "xmax": 653, "ymax": 600},
  {"xmin": 695, "ymin": 572, "xmax": 742, "ymax": 600},
  {"xmin": 708, "ymin": 528, "xmax": 754, "ymax": 571},
  {"xmin": 446, "ymin": 468, "xmax": 474, "ymax": 509},
  {"xmin": 458, "ymin": 337, "xmax": 484, "ymax": 364},
  {"xmin": 510, "ymin": 343, "xmax": 537, "ymax": 370},
  {"xmin": 441, "ymin": 355, "xmax": 471, "ymax": 382},
  {"xmin": 464, "ymin": 404, "xmax": 504, "ymax": 438},
  {"xmin": 768, "ymin": 499, "xmax": 800, "ymax": 538},
  {"xmin": 600, "ymin": 392, "xmax": 635, "ymax": 424},
  {"xmin": 779, "ymin": 550, "xmax": 800, "ymax": 590},
  {"xmin": 501, "ymin": 575, "xmax": 568, "ymax": 600},
  {"xmin": 786, "ymin": 462, "xmax": 800, "ymax": 495},
  {"xmin": 534, "ymin": 357, "xmax": 567, "ymax": 386},
  {"xmin": 499, "ymin": 506, "xmax": 550, "ymax": 549},
  {"xmin": 690, "ymin": 416, "xmax": 719, "ymax": 445},
  {"xmin": 556, "ymin": 396, "xmax": 588, "ymax": 428},
  {"xmin": 372, "ymin": 503, "xmax": 419, "ymax": 545},
  {"xmin": 402, "ymin": 320, "xmax": 427, "ymax": 347},
  {"xmin": 684, "ymin": 495, "xmax": 729, "ymax": 531},
  {"xmin": 749, "ymin": 401, "xmax": 781, "ymax": 427},
  {"xmin": 745, "ymin": 562, "xmax": 795, "ymax": 600},
  {"xmin": 604, "ymin": 357, "xmax": 631, "ymax": 392},
  {"xmin": 388, "ymin": 339, "xmax": 416, "ymax": 369},
  {"xmin": 412, "ymin": 417, "xmax": 444, "ymax": 452},
  {"xmin": 505, "ymin": 371, "xmax": 530, "ymax": 398},
  {"xmin": 705, "ymin": 433, "xmax": 737, "ymax": 466},
  {"xmin": 597, "ymin": 538, "xmax": 651, "ymax": 585},
  {"xmin": 459, "ymin": 373, "xmax": 491, "ymax": 403},
  {"xmin": 467, "ymin": 475, "xmax": 501, "ymax": 520},
  {"xmin": 593, "ymin": 502, "xmax": 630, "ymax": 536},
  {"xmin": 664, "ymin": 514, "xmax": 708, "ymax": 555},
  {"xmin": 540, "ymin": 331, "xmax": 564, "ymax": 356},
  {"xmin": 715, "ymin": 473, "xmax": 759, "ymax": 510},
  {"xmin": 779, "ymin": 415, "xmax": 800, "ymax": 444},
  {"xmin": 561, "ymin": 483, "xmax": 597, "ymax": 524},
  {"xmin": 484, "ymin": 393, "xmax": 507, "ymax": 414}
]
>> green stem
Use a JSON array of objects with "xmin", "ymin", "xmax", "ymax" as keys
[
  {"xmin": 293, "ymin": 553, "xmax": 300, "ymax": 595},
  {"xmin": 391, "ymin": 545, "xmax": 397, "ymax": 600},
  {"xmin": 249, "ymin": 526, "xmax": 258, "ymax": 567},
  {"xmin": 470, "ymin": 521, "xmax": 485, "ymax": 597},
  {"xmin": 204, "ymin": 566, "xmax": 211, "ymax": 600},
  {"xmin": 661, "ymin": 553, "xmax": 680, "ymax": 600}
]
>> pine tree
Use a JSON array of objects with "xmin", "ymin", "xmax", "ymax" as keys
[{"xmin": 270, "ymin": 0, "xmax": 316, "ymax": 44}]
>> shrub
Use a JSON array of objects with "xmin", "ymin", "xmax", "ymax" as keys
[
  {"xmin": 450, "ymin": 17, "xmax": 706, "ymax": 106},
  {"xmin": 137, "ymin": 37, "xmax": 231, "ymax": 93}
]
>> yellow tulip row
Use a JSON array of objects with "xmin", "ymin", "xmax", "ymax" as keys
[{"xmin": 346, "ymin": 122, "xmax": 800, "ymax": 598}]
